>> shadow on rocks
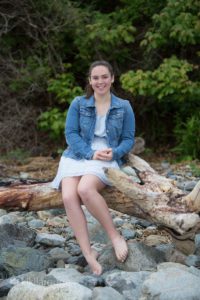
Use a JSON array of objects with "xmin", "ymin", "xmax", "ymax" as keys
[{"xmin": 84, "ymin": 241, "xmax": 166, "ymax": 273}]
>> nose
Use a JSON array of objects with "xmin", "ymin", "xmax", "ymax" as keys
[{"xmin": 98, "ymin": 77, "xmax": 104, "ymax": 84}]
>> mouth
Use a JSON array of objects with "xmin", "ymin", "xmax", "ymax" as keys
[{"xmin": 97, "ymin": 85, "xmax": 106, "ymax": 89}]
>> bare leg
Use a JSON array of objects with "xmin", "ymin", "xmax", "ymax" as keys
[
  {"xmin": 78, "ymin": 175, "xmax": 128, "ymax": 262},
  {"xmin": 62, "ymin": 177, "xmax": 102, "ymax": 275}
]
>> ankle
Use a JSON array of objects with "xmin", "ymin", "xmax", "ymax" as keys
[{"xmin": 110, "ymin": 232, "xmax": 123, "ymax": 242}]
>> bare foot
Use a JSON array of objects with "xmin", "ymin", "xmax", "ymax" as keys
[
  {"xmin": 84, "ymin": 249, "xmax": 102, "ymax": 275},
  {"xmin": 112, "ymin": 235, "xmax": 128, "ymax": 262}
]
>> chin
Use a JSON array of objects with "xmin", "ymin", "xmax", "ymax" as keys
[{"xmin": 96, "ymin": 89, "xmax": 110, "ymax": 95}]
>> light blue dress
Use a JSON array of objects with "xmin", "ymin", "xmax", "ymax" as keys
[{"xmin": 51, "ymin": 115, "xmax": 119, "ymax": 189}]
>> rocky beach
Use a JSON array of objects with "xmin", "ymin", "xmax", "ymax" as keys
[{"xmin": 0, "ymin": 156, "xmax": 200, "ymax": 300}]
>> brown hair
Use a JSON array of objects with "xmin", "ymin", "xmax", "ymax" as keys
[{"xmin": 85, "ymin": 60, "xmax": 114, "ymax": 98}]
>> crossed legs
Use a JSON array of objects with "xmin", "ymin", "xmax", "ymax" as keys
[{"xmin": 62, "ymin": 175, "xmax": 128, "ymax": 275}]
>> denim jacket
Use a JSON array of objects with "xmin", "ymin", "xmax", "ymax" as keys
[{"xmin": 62, "ymin": 93, "xmax": 135, "ymax": 166}]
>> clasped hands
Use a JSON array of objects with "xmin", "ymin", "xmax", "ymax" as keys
[{"xmin": 93, "ymin": 148, "xmax": 113, "ymax": 161}]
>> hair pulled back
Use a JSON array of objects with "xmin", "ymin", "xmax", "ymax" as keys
[{"xmin": 85, "ymin": 60, "xmax": 114, "ymax": 99}]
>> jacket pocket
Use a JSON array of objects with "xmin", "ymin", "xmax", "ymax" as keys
[
  {"xmin": 79, "ymin": 107, "xmax": 94, "ymax": 137},
  {"xmin": 107, "ymin": 109, "xmax": 124, "ymax": 140}
]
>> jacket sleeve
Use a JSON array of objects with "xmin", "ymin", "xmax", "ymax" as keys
[
  {"xmin": 65, "ymin": 97, "xmax": 94, "ymax": 159},
  {"xmin": 112, "ymin": 100, "xmax": 135, "ymax": 160}
]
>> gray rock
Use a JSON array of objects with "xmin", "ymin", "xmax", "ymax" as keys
[
  {"xmin": 0, "ymin": 214, "xmax": 18, "ymax": 225},
  {"xmin": 46, "ymin": 268, "xmax": 84, "ymax": 283},
  {"xmin": 0, "ymin": 271, "xmax": 57, "ymax": 297},
  {"xmin": 161, "ymin": 161, "xmax": 170, "ymax": 169},
  {"xmin": 194, "ymin": 233, "xmax": 200, "ymax": 255},
  {"xmin": 105, "ymin": 270, "xmax": 150, "ymax": 300},
  {"xmin": 79, "ymin": 275, "xmax": 105, "ymax": 289},
  {"xmin": 88, "ymin": 223, "xmax": 109, "ymax": 244},
  {"xmin": 67, "ymin": 241, "xmax": 81, "ymax": 256},
  {"xmin": 0, "ymin": 246, "xmax": 53, "ymax": 276},
  {"xmin": 48, "ymin": 267, "xmax": 104, "ymax": 289},
  {"xmin": 188, "ymin": 266, "xmax": 200, "ymax": 278},
  {"xmin": 7, "ymin": 282, "xmax": 44, "ymax": 300},
  {"xmin": 0, "ymin": 224, "xmax": 36, "ymax": 249},
  {"xmin": 92, "ymin": 286, "xmax": 125, "ymax": 300},
  {"xmin": 62, "ymin": 226, "xmax": 74, "ymax": 240},
  {"xmin": 113, "ymin": 217, "xmax": 124, "ymax": 227},
  {"xmin": 82, "ymin": 206, "xmax": 98, "ymax": 225},
  {"xmin": 132, "ymin": 218, "xmax": 152, "ymax": 228},
  {"xmin": 44, "ymin": 282, "xmax": 92, "ymax": 299},
  {"xmin": 155, "ymin": 244, "xmax": 186, "ymax": 264},
  {"xmin": 35, "ymin": 233, "xmax": 65, "ymax": 247},
  {"xmin": 48, "ymin": 208, "xmax": 66, "ymax": 216},
  {"xmin": 7, "ymin": 281, "xmax": 92, "ymax": 300},
  {"xmin": 185, "ymin": 255, "xmax": 200, "ymax": 268},
  {"xmin": 176, "ymin": 180, "xmax": 198, "ymax": 191},
  {"xmin": 48, "ymin": 247, "xmax": 70, "ymax": 261},
  {"xmin": 66, "ymin": 254, "xmax": 87, "ymax": 267},
  {"xmin": 28, "ymin": 219, "xmax": 45, "ymax": 229},
  {"xmin": 121, "ymin": 228, "xmax": 136, "ymax": 240},
  {"xmin": 0, "ymin": 277, "xmax": 22, "ymax": 297},
  {"xmin": 0, "ymin": 209, "xmax": 7, "ymax": 217},
  {"xmin": 97, "ymin": 241, "xmax": 166, "ymax": 273},
  {"xmin": 141, "ymin": 262, "xmax": 200, "ymax": 300}
]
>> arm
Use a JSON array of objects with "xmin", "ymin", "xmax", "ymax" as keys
[
  {"xmin": 65, "ymin": 97, "xmax": 94, "ymax": 159},
  {"xmin": 112, "ymin": 100, "xmax": 135, "ymax": 160}
]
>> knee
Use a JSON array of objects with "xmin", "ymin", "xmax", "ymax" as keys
[
  {"xmin": 77, "ymin": 185, "xmax": 93, "ymax": 202},
  {"xmin": 62, "ymin": 194, "xmax": 71, "ymax": 207},
  {"xmin": 62, "ymin": 192, "xmax": 76, "ymax": 208}
]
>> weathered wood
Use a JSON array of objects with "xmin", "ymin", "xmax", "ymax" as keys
[{"xmin": 0, "ymin": 154, "xmax": 199, "ymax": 237}]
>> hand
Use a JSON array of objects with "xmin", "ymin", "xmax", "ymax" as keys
[{"xmin": 93, "ymin": 148, "xmax": 113, "ymax": 161}]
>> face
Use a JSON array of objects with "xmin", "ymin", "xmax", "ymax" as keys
[{"xmin": 89, "ymin": 65, "xmax": 114, "ymax": 96}]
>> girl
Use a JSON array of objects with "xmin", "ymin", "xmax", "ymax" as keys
[{"xmin": 52, "ymin": 60, "xmax": 135, "ymax": 275}]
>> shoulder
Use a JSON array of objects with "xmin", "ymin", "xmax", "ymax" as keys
[
  {"xmin": 111, "ymin": 93, "xmax": 132, "ymax": 110},
  {"xmin": 70, "ymin": 95, "xmax": 86, "ymax": 107}
]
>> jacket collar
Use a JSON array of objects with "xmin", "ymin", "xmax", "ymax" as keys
[{"xmin": 85, "ymin": 93, "xmax": 122, "ymax": 109}]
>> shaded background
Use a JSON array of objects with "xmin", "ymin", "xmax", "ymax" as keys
[{"xmin": 0, "ymin": 0, "xmax": 199, "ymax": 160}]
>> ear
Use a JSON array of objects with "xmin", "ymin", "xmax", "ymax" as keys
[
  {"xmin": 88, "ymin": 77, "xmax": 91, "ymax": 84},
  {"xmin": 111, "ymin": 76, "xmax": 114, "ymax": 83}
]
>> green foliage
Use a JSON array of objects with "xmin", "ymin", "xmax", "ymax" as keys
[
  {"xmin": 173, "ymin": 113, "xmax": 200, "ymax": 160},
  {"xmin": 74, "ymin": 10, "xmax": 136, "ymax": 64},
  {"xmin": 141, "ymin": 0, "xmax": 200, "ymax": 50},
  {"xmin": 38, "ymin": 68, "xmax": 83, "ymax": 140},
  {"xmin": 121, "ymin": 55, "xmax": 200, "ymax": 158},
  {"xmin": 47, "ymin": 65, "xmax": 83, "ymax": 104},
  {"xmin": 190, "ymin": 163, "xmax": 200, "ymax": 177},
  {"xmin": 9, "ymin": 56, "xmax": 51, "ymax": 93},
  {"xmin": 38, "ymin": 108, "xmax": 67, "ymax": 140},
  {"xmin": 120, "ymin": 56, "xmax": 199, "ymax": 101},
  {"xmin": 1, "ymin": 0, "xmax": 200, "ymax": 159}
]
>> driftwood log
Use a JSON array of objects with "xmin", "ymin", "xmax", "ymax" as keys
[{"xmin": 0, "ymin": 154, "xmax": 200, "ymax": 245}]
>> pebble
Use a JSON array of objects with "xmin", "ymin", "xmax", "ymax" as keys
[
  {"xmin": 121, "ymin": 228, "xmax": 137, "ymax": 240},
  {"xmin": 0, "ymin": 159, "xmax": 200, "ymax": 299},
  {"xmin": 35, "ymin": 233, "xmax": 66, "ymax": 247},
  {"xmin": 28, "ymin": 219, "xmax": 46, "ymax": 229},
  {"xmin": 176, "ymin": 180, "xmax": 198, "ymax": 191},
  {"xmin": 185, "ymin": 255, "xmax": 200, "ymax": 268}
]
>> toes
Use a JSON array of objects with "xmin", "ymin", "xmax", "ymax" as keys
[
  {"xmin": 85, "ymin": 252, "xmax": 103, "ymax": 275},
  {"xmin": 93, "ymin": 267, "xmax": 102, "ymax": 276},
  {"xmin": 112, "ymin": 236, "xmax": 128, "ymax": 262}
]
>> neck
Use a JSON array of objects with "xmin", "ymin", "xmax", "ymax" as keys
[{"xmin": 94, "ymin": 92, "xmax": 111, "ymax": 104}]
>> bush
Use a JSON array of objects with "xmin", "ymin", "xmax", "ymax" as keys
[
  {"xmin": 173, "ymin": 113, "xmax": 200, "ymax": 159},
  {"xmin": 38, "ymin": 69, "xmax": 83, "ymax": 140}
]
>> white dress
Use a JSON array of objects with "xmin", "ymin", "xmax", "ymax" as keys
[{"xmin": 51, "ymin": 115, "xmax": 119, "ymax": 189}]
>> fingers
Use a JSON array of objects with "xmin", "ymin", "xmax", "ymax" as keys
[{"xmin": 93, "ymin": 149, "xmax": 113, "ymax": 161}]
